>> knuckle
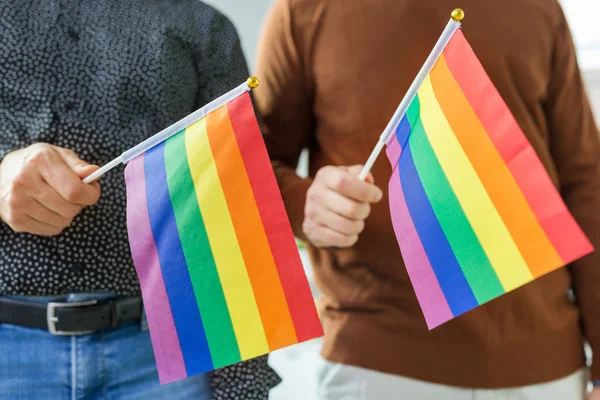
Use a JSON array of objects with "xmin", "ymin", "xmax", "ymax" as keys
[
  {"xmin": 346, "ymin": 202, "xmax": 360, "ymax": 217},
  {"xmin": 363, "ymin": 204, "xmax": 371, "ymax": 218},
  {"xmin": 11, "ymin": 173, "xmax": 29, "ymax": 190},
  {"xmin": 302, "ymin": 218, "xmax": 313, "ymax": 231},
  {"xmin": 302, "ymin": 219, "xmax": 315, "ymax": 238},
  {"xmin": 64, "ymin": 185, "xmax": 81, "ymax": 202},
  {"xmin": 314, "ymin": 168, "xmax": 325, "ymax": 181},
  {"xmin": 331, "ymin": 174, "xmax": 348, "ymax": 192},
  {"xmin": 6, "ymin": 212, "xmax": 23, "ymax": 230},
  {"xmin": 62, "ymin": 148, "xmax": 77, "ymax": 158},
  {"xmin": 361, "ymin": 188, "xmax": 374, "ymax": 202},
  {"xmin": 310, "ymin": 229, "xmax": 328, "ymax": 246},
  {"xmin": 315, "ymin": 166, "xmax": 333, "ymax": 182},
  {"xmin": 6, "ymin": 192, "xmax": 21, "ymax": 210},
  {"xmin": 320, "ymin": 231, "xmax": 334, "ymax": 245},
  {"xmin": 306, "ymin": 187, "xmax": 319, "ymax": 203},
  {"xmin": 25, "ymin": 149, "xmax": 51, "ymax": 168},
  {"xmin": 304, "ymin": 221, "xmax": 326, "ymax": 247},
  {"xmin": 347, "ymin": 234, "xmax": 359, "ymax": 246},
  {"xmin": 353, "ymin": 219, "xmax": 365, "ymax": 233},
  {"xmin": 370, "ymin": 189, "xmax": 382, "ymax": 203},
  {"xmin": 89, "ymin": 188, "xmax": 101, "ymax": 204},
  {"xmin": 341, "ymin": 234, "xmax": 358, "ymax": 247},
  {"xmin": 305, "ymin": 206, "xmax": 318, "ymax": 221}
]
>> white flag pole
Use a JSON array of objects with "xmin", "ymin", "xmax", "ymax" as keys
[
  {"xmin": 82, "ymin": 77, "xmax": 260, "ymax": 184},
  {"xmin": 358, "ymin": 9, "xmax": 464, "ymax": 181}
]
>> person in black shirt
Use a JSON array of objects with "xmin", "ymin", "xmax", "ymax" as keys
[{"xmin": 0, "ymin": 1, "xmax": 280, "ymax": 398}]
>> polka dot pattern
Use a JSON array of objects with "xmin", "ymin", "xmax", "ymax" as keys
[
  {"xmin": 210, "ymin": 356, "xmax": 283, "ymax": 400},
  {"xmin": 0, "ymin": 0, "xmax": 248, "ymax": 297},
  {"xmin": 0, "ymin": 5, "xmax": 283, "ymax": 399}
]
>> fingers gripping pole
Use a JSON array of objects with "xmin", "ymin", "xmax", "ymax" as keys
[{"xmin": 83, "ymin": 156, "xmax": 122, "ymax": 184}]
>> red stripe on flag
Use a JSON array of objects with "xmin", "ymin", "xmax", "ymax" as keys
[
  {"xmin": 227, "ymin": 93, "xmax": 323, "ymax": 342},
  {"xmin": 442, "ymin": 29, "xmax": 593, "ymax": 264}
]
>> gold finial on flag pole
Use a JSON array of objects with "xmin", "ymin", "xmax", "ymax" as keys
[
  {"xmin": 83, "ymin": 79, "xmax": 256, "ymax": 183},
  {"xmin": 451, "ymin": 8, "xmax": 464, "ymax": 22},
  {"xmin": 247, "ymin": 76, "xmax": 260, "ymax": 89},
  {"xmin": 358, "ymin": 8, "xmax": 465, "ymax": 181}
]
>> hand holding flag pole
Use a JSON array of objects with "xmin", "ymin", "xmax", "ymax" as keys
[
  {"xmin": 358, "ymin": 9, "xmax": 465, "ymax": 181},
  {"xmin": 82, "ymin": 76, "xmax": 261, "ymax": 184}
]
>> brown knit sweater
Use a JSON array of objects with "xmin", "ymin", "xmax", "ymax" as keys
[{"xmin": 255, "ymin": 0, "xmax": 600, "ymax": 388}]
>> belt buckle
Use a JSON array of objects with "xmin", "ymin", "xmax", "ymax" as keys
[{"xmin": 47, "ymin": 300, "xmax": 99, "ymax": 336}]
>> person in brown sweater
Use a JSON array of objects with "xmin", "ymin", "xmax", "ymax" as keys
[{"xmin": 255, "ymin": 0, "xmax": 600, "ymax": 398}]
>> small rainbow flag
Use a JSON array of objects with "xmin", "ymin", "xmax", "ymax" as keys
[
  {"xmin": 386, "ymin": 28, "xmax": 593, "ymax": 329},
  {"xmin": 124, "ymin": 90, "xmax": 323, "ymax": 383}
]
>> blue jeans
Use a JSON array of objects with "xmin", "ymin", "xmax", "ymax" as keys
[{"xmin": 0, "ymin": 293, "xmax": 212, "ymax": 400}]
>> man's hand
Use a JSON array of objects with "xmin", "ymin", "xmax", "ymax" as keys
[
  {"xmin": 589, "ymin": 387, "xmax": 600, "ymax": 400},
  {"xmin": 0, "ymin": 143, "xmax": 101, "ymax": 236},
  {"xmin": 303, "ymin": 165, "xmax": 383, "ymax": 248}
]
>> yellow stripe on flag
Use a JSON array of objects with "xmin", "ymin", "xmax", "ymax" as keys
[
  {"xmin": 431, "ymin": 57, "xmax": 563, "ymax": 277},
  {"xmin": 185, "ymin": 118, "xmax": 269, "ymax": 360},
  {"xmin": 418, "ymin": 76, "xmax": 533, "ymax": 291}
]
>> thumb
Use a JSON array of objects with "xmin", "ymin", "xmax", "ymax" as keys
[
  {"xmin": 344, "ymin": 165, "xmax": 375, "ymax": 184},
  {"xmin": 54, "ymin": 147, "xmax": 100, "ymax": 180}
]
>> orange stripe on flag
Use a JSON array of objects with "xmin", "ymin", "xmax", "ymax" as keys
[
  {"xmin": 430, "ymin": 56, "xmax": 563, "ymax": 277},
  {"xmin": 206, "ymin": 106, "xmax": 298, "ymax": 351}
]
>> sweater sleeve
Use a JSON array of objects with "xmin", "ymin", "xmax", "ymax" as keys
[
  {"xmin": 254, "ymin": 0, "xmax": 323, "ymax": 241},
  {"xmin": 546, "ymin": 6, "xmax": 600, "ymax": 380}
]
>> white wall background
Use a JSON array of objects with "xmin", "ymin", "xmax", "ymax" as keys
[
  {"xmin": 560, "ymin": 0, "xmax": 600, "ymax": 115},
  {"xmin": 203, "ymin": 0, "xmax": 273, "ymax": 70},
  {"xmin": 560, "ymin": 0, "xmax": 600, "ymax": 70}
]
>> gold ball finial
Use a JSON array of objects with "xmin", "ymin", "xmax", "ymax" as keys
[
  {"xmin": 247, "ymin": 76, "xmax": 260, "ymax": 89},
  {"xmin": 451, "ymin": 8, "xmax": 465, "ymax": 22}
]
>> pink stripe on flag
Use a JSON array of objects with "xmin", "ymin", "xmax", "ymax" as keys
[
  {"xmin": 388, "ymin": 166, "xmax": 453, "ymax": 329},
  {"xmin": 125, "ymin": 155, "xmax": 187, "ymax": 384},
  {"xmin": 386, "ymin": 133, "xmax": 401, "ymax": 167}
]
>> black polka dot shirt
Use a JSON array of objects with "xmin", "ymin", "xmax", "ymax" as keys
[
  {"xmin": 0, "ymin": 2, "xmax": 283, "ymax": 398},
  {"xmin": 0, "ymin": 0, "xmax": 250, "ymax": 297}
]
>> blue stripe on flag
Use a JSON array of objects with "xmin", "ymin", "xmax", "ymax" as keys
[
  {"xmin": 398, "ymin": 103, "xmax": 478, "ymax": 316},
  {"xmin": 144, "ymin": 142, "xmax": 214, "ymax": 375}
]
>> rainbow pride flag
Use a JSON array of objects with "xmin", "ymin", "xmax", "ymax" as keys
[
  {"xmin": 124, "ymin": 91, "xmax": 323, "ymax": 383},
  {"xmin": 386, "ymin": 29, "xmax": 593, "ymax": 329}
]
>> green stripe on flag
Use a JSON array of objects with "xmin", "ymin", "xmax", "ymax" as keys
[
  {"xmin": 408, "ymin": 98, "xmax": 504, "ymax": 303},
  {"xmin": 164, "ymin": 129, "xmax": 241, "ymax": 367}
]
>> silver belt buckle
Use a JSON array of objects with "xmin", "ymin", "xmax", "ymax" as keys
[{"xmin": 47, "ymin": 300, "xmax": 98, "ymax": 336}]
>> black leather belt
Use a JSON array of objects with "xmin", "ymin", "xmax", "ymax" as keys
[{"xmin": 0, "ymin": 296, "xmax": 143, "ymax": 335}]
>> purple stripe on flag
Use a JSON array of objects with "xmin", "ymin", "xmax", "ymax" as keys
[
  {"xmin": 388, "ymin": 166, "xmax": 453, "ymax": 329},
  {"xmin": 386, "ymin": 134, "xmax": 402, "ymax": 167},
  {"xmin": 125, "ymin": 155, "xmax": 187, "ymax": 384}
]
